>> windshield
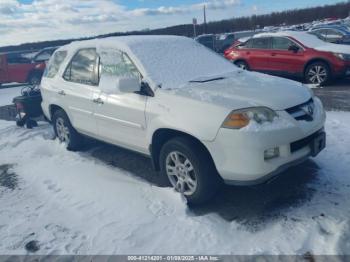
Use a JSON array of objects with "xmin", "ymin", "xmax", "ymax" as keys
[{"xmin": 126, "ymin": 37, "xmax": 237, "ymax": 89}]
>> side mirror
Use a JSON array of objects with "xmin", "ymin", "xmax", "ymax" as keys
[
  {"xmin": 116, "ymin": 76, "xmax": 140, "ymax": 93},
  {"xmin": 288, "ymin": 45, "xmax": 300, "ymax": 53}
]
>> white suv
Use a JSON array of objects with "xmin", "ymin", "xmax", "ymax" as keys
[{"xmin": 41, "ymin": 36, "xmax": 326, "ymax": 204}]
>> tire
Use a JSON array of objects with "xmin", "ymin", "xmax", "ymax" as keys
[
  {"xmin": 28, "ymin": 73, "xmax": 41, "ymax": 86},
  {"xmin": 159, "ymin": 137, "xmax": 221, "ymax": 205},
  {"xmin": 52, "ymin": 110, "xmax": 83, "ymax": 151},
  {"xmin": 234, "ymin": 60, "xmax": 249, "ymax": 70},
  {"xmin": 304, "ymin": 62, "xmax": 331, "ymax": 86}
]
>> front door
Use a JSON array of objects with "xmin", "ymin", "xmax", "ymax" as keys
[
  {"xmin": 269, "ymin": 37, "xmax": 305, "ymax": 75},
  {"xmin": 94, "ymin": 50, "xmax": 148, "ymax": 154}
]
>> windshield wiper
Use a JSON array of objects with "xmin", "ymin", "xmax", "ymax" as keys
[{"xmin": 189, "ymin": 77, "xmax": 225, "ymax": 83}]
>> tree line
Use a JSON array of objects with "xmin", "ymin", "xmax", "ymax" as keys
[{"xmin": 1, "ymin": 1, "xmax": 349, "ymax": 53}]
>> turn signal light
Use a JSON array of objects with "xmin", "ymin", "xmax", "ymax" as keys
[{"xmin": 222, "ymin": 113, "xmax": 250, "ymax": 129}]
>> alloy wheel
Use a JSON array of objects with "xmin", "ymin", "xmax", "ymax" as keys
[
  {"xmin": 55, "ymin": 117, "xmax": 70, "ymax": 145},
  {"xmin": 165, "ymin": 151, "xmax": 197, "ymax": 196},
  {"xmin": 307, "ymin": 65, "xmax": 328, "ymax": 85}
]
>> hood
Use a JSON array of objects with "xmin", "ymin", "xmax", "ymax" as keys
[{"xmin": 171, "ymin": 71, "xmax": 311, "ymax": 111}]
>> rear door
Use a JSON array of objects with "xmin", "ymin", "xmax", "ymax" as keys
[
  {"xmin": 0, "ymin": 55, "xmax": 9, "ymax": 84},
  {"xmin": 244, "ymin": 37, "xmax": 272, "ymax": 71},
  {"xmin": 269, "ymin": 37, "xmax": 305, "ymax": 74},
  {"xmin": 59, "ymin": 48, "xmax": 100, "ymax": 136}
]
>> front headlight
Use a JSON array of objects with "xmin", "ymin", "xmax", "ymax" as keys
[
  {"xmin": 222, "ymin": 107, "xmax": 278, "ymax": 129},
  {"xmin": 333, "ymin": 53, "xmax": 350, "ymax": 61}
]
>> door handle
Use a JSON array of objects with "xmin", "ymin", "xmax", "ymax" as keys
[
  {"xmin": 93, "ymin": 98, "xmax": 104, "ymax": 105},
  {"xmin": 271, "ymin": 53, "xmax": 277, "ymax": 56},
  {"xmin": 58, "ymin": 90, "xmax": 66, "ymax": 96}
]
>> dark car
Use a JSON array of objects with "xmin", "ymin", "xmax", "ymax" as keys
[
  {"xmin": 195, "ymin": 34, "xmax": 216, "ymax": 51},
  {"xmin": 224, "ymin": 31, "xmax": 350, "ymax": 85}
]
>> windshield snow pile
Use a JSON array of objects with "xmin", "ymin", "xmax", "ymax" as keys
[{"xmin": 124, "ymin": 36, "xmax": 237, "ymax": 90}]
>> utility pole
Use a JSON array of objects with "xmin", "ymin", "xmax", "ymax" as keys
[{"xmin": 203, "ymin": 4, "xmax": 207, "ymax": 34}]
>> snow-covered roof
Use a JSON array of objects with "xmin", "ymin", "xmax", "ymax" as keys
[
  {"xmin": 59, "ymin": 35, "xmax": 237, "ymax": 90},
  {"xmin": 253, "ymin": 31, "xmax": 350, "ymax": 54}
]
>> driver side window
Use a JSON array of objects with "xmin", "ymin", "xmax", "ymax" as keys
[
  {"xmin": 100, "ymin": 50, "xmax": 141, "ymax": 81},
  {"xmin": 272, "ymin": 37, "xmax": 295, "ymax": 50}
]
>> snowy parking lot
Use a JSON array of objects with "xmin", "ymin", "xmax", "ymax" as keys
[{"xmin": 0, "ymin": 83, "xmax": 350, "ymax": 255}]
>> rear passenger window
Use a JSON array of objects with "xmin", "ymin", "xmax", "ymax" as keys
[
  {"xmin": 45, "ymin": 51, "xmax": 67, "ymax": 78},
  {"xmin": 249, "ymin": 38, "xmax": 270, "ymax": 49},
  {"xmin": 63, "ymin": 48, "xmax": 99, "ymax": 86}
]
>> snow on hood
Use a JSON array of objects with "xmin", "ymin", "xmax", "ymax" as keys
[
  {"xmin": 171, "ymin": 71, "xmax": 312, "ymax": 111},
  {"xmin": 255, "ymin": 31, "xmax": 350, "ymax": 54}
]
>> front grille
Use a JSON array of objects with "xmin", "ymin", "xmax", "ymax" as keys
[
  {"xmin": 286, "ymin": 98, "xmax": 314, "ymax": 121},
  {"xmin": 290, "ymin": 129, "xmax": 322, "ymax": 153}
]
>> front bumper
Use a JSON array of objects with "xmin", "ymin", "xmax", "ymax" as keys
[{"xmin": 204, "ymin": 97, "xmax": 326, "ymax": 185}]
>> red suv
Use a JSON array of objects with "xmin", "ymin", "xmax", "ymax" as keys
[
  {"xmin": 224, "ymin": 31, "xmax": 350, "ymax": 85},
  {"xmin": 0, "ymin": 52, "xmax": 46, "ymax": 86}
]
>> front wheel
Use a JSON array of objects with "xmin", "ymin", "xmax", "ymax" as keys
[
  {"xmin": 305, "ymin": 62, "xmax": 330, "ymax": 86},
  {"xmin": 52, "ymin": 110, "xmax": 83, "ymax": 151},
  {"xmin": 160, "ymin": 137, "xmax": 221, "ymax": 205}
]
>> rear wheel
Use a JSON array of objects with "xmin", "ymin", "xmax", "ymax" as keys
[
  {"xmin": 52, "ymin": 110, "xmax": 83, "ymax": 151},
  {"xmin": 234, "ymin": 60, "xmax": 249, "ymax": 70},
  {"xmin": 305, "ymin": 62, "xmax": 330, "ymax": 86},
  {"xmin": 160, "ymin": 137, "xmax": 221, "ymax": 205}
]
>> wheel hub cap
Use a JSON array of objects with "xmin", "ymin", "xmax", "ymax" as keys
[
  {"xmin": 165, "ymin": 151, "xmax": 197, "ymax": 196},
  {"xmin": 56, "ymin": 117, "xmax": 70, "ymax": 145},
  {"xmin": 308, "ymin": 65, "xmax": 327, "ymax": 84}
]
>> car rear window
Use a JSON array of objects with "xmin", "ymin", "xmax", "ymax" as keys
[{"xmin": 45, "ymin": 51, "xmax": 67, "ymax": 78}]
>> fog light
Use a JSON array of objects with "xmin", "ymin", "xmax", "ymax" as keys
[{"xmin": 264, "ymin": 147, "xmax": 280, "ymax": 160}]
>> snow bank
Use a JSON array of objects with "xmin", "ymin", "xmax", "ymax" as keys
[
  {"xmin": 255, "ymin": 31, "xmax": 350, "ymax": 54},
  {"xmin": 0, "ymin": 112, "xmax": 350, "ymax": 255},
  {"xmin": 241, "ymin": 116, "xmax": 294, "ymax": 132}
]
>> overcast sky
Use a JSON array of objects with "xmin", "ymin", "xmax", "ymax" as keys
[{"xmin": 0, "ymin": 0, "xmax": 344, "ymax": 47}]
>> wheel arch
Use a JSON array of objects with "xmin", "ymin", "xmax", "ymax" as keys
[
  {"xmin": 49, "ymin": 104, "xmax": 65, "ymax": 119},
  {"xmin": 303, "ymin": 58, "xmax": 332, "ymax": 76},
  {"xmin": 150, "ymin": 128, "xmax": 217, "ymax": 172},
  {"xmin": 234, "ymin": 59, "xmax": 250, "ymax": 68}
]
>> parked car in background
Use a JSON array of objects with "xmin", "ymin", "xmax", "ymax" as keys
[
  {"xmin": 224, "ymin": 31, "xmax": 350, "ymax": 85},
  {"xmin": 33, "ymin": 47, "xmax": 58, "ymax": 63},
  {"xmin": 0, "ymin": 52, "xmax": 46, "ymax": 85},
  {"xmin": 309, "ymin": 25, "xmax": 350, "ymax": 44},
  {"xmin": 41, "ymin": 35, "xmax": 326, "ymax": 204},
  {"xmin": 216, "ymin": 33, "xmax": 235, "ymax": 53},
  {"xmin": 195, "ymin": 34, "xmax": 216, "ymax": 51}
]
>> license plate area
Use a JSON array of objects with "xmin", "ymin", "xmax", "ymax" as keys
[{"xmin": 310, "ymin": 132, "xmax": 326, "ymax": 157}]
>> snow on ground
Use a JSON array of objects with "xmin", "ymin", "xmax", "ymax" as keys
[
  {"xmin": 0, "ymin": 112, "xmax": 350, "ymax": 255},
  {"xmin": 0, "ymin": 85, "xmax": 23, "ymax": 106}
]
